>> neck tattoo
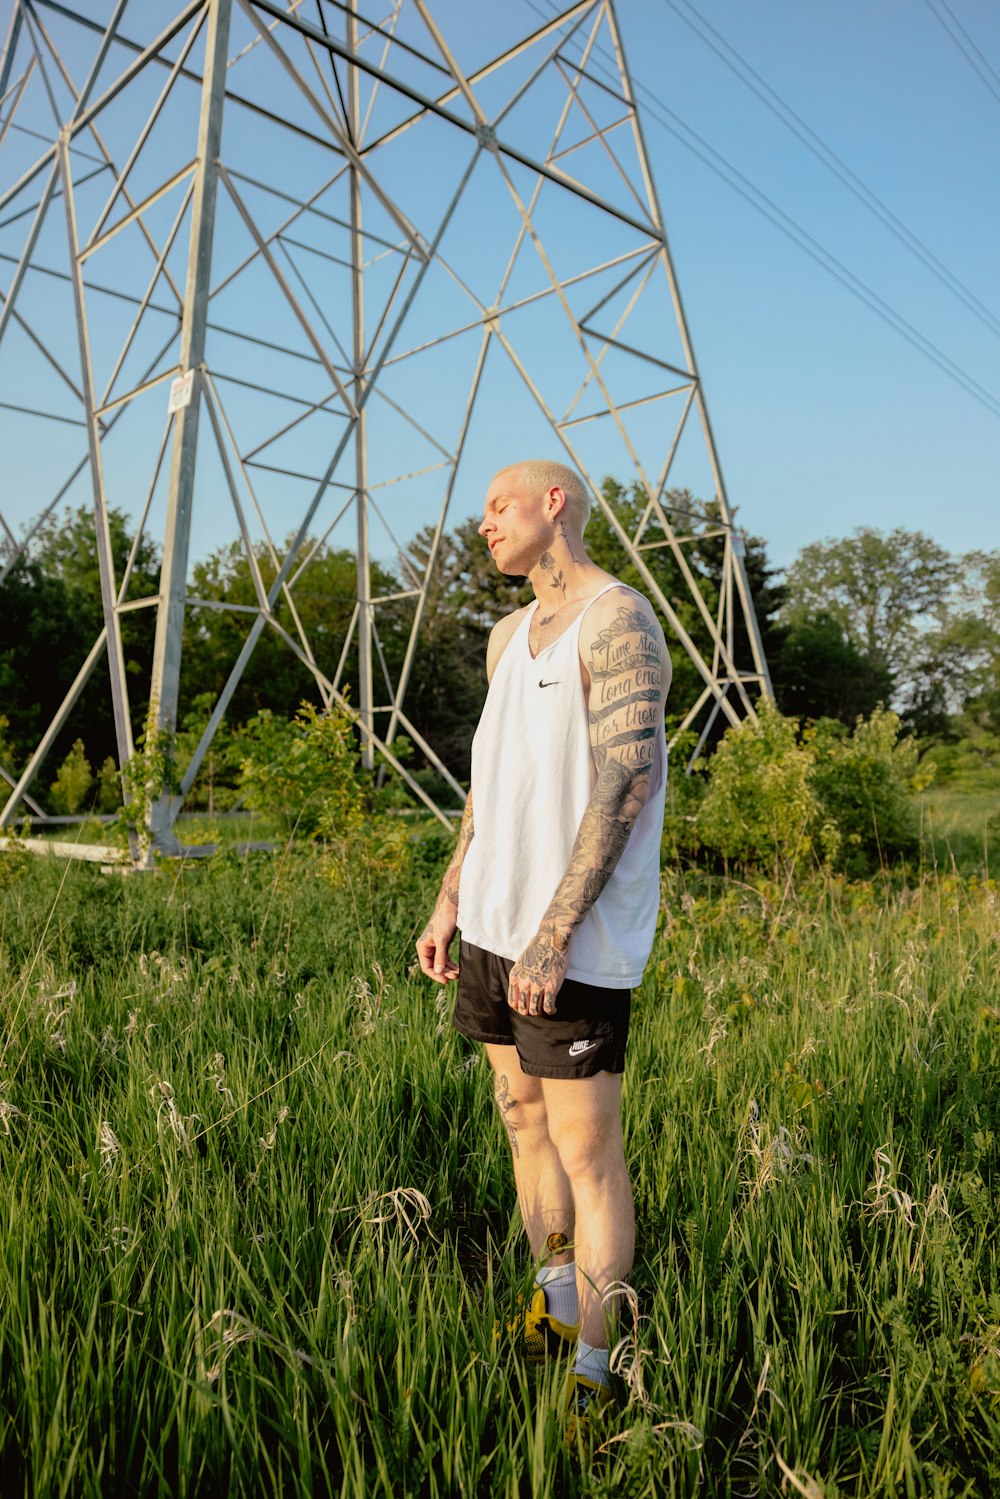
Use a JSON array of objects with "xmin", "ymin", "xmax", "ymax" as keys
[
  {"xmin": 559, "ymin": 520, "xmax": 583, "ymax": 564},
  {"xmin": 540, "ymin": 550, "xmax": 567, "ymax": 601}
]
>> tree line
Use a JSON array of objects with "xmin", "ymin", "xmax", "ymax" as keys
[{"xmin": 1, "ymin": 479, "xmax": 997, "ymax": 813}]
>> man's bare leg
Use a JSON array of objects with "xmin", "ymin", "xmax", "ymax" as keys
[
  {"xmin": 541, "ymin": 1071, "xmax": 634, "ymax": 1356},
  {"xmin": 484, "ymin": 1044, "xmax": 574, "ymax": 1265}
]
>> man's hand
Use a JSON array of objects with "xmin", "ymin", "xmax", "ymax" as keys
[
  {"xmin": 508, "ymin": 927, "xmax": 569, "ymax": 1016},
  {"xmin": 416, "ymin": 792, "xmax": 474, "ymax": 985},
  {"xmin": 416, "ymin": 905, "xmax": 460, "ymax": 984}
]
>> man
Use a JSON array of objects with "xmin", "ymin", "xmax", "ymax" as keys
[{"xmin": 416, "ymin": 459, "xmax": 669, "ymax": 1435}]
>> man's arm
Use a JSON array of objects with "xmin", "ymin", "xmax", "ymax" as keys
[
  {"xmin": 508, "ymin": 591, "xmax": 669, "ymax": 1017},
  {"xmin": 415, "ymin": 606, "xmax": 530, "ymax": 986},
  {"xmin": 416, "ymin": 790, "xmax": 474, "ymax": 984}
]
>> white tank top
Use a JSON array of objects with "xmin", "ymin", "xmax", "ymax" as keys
[{"xmin": 458, "ymin": 584, "xmax": 667, "ymax": 987}]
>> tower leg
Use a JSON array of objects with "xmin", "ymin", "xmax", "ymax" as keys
[{"xmin": 147, "ymin": 0, "xmax": 233, "ymax": 855}]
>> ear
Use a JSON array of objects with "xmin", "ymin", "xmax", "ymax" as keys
[{"xmin": 546, "ymin": 485, "xmax": 567, "ymax": 519}]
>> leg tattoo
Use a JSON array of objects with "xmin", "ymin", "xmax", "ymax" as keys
[{"xmin": 495, "ymin": 1074, "xmax": 520, "ymax": 1159}]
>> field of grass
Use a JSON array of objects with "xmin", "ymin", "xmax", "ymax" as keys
[
  {"xmin": 0, "ymin": 830, "xmax": 998, "ymax": 1497},
  {"xmin": 916, "ymin": 788, "xmax": 996, "ymax": 875}
]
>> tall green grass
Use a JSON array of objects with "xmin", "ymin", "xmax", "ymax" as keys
[
  {"xmin": 917, "ymin": 787, "xmax": 995, "ymax": 875},
  {"xmin": 0, "ymin": 839, "xmax": 997, "ymax": 1496}
]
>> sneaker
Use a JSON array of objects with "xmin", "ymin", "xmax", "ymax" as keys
[
  {"xmin": 564, "ymin": 1372, "xmax": 614, "ymax": 1447},
  {"xmin": 505, "ymin": 1286, "xmax": 579, "ymax": 1365}
]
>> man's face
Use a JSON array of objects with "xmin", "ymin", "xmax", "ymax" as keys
[{"xmin": 478, "ymin": 471, "xmax": 549, "ymax": 576}]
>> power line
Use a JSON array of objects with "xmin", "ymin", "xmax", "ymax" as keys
[
  {"xmin": 922, "ymin": 0, "xmax": 1000, "ymax": 108},
  {"xmin": 518, "ymin": 0, "xmax": 1000, "ymax": 422},
  {"xmin": 632, "ymin": 86, "xmax": 1000, "ymax": 420},
  {"xmin": 665, "ymin": 0, "xmax": 1000, "ymax": 341}
]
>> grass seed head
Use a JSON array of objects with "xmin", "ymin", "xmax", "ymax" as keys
[
  {"xmin": 150, "ymin": 1078, "xmax": 198, "ymax": 1157},
  {"xmin": 101, "ymin": 1223, "xmax": 135, "ymax": 1254},
  {"xmin": 98, "ymin": 1121, "xmax": 120, "ymax": 1175},
  {"xmin": 0, "ymin": 1081, "xmax": 22, "ymax": 1137},
  {"xmin": 208, "ymin": 1053, "xmax": 236, "ymax": 1110},
  {"xmin": 258, "ymin": 1105, "xmax": 290, "ymax": 1151},
  {"xmin": 740, "ymin": 1100, "xmax": 815, "ymax": 1198}
]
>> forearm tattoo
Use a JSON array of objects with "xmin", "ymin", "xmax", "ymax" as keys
[
  {"xmin": 495, "ymin": 1073, "xmax": 520, "ymax": 1158},
  {"xmin": 538, "ymin": 602, "xmax": 664, "ymax": 947},
  {"xmin": 438, "ymin": 795, "xmax": 474, "ymax": 909}
]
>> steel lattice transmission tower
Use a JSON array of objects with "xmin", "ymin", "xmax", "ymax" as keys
[{"xmin": 0, "ymin": 0, "xmax": 771, "ymax": 860}]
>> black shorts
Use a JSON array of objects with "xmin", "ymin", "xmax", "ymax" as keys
[{"xmin": 453, "ymin": 940, "xmax": 631, "ymax": 1079}]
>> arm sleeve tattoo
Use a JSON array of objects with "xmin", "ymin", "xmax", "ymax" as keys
[
  {"xmin": 439, "ymin": 791, "xmax": 474, "ymax": 908},
  {"xmin": 529, "ymin": 599, "xmax": 666, "ymax": 962}
]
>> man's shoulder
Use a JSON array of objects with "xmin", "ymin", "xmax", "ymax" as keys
[
  {"xmin": 490, "ymin": 602, "xmax": 532, "ymax": 638},
  {"xmin": 486, "ymin": 604, "xmax": 531, "ymax": 681},
  {"xmin": 580, "ymin": 582, "xmax": 663, "ymax": 639}
]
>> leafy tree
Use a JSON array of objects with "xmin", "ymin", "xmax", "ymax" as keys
[
  {"xmin": 0, "ymin": 716, "xmax": 17, "ymax": 776},
  {"xmin": 771, "ymin": 611, "xmax": 893, "ymax": 725},
  {"xmin": 181, "ymin": 537, "xmax": 407, "ymax": 730},
  {"xmin": 3, "ymin": 509, "xmax": 159, "ymax": 779},
  {"xmin": 96, "ymin": 756, "xmax": 122, "ymax": 813},
  {"xmin": 233, "ymin": 701, "xmax": 412, "ymax": 881},
  {"xmin": 0, "ymin": 553, "xmax": 79, "ymax": 771},
  {"xmin": 911, "ymin": 551, "xmax": 1000, "ymax": 734},
  {"xmin": 782, "ymin": 528, "xmax": 958, "ymax": 692},
  {"xmin": 234, "ymin": 702, "xmax": 368, "ymax": 838},
  {"xmin": 907, "ymin": 551, "xmax": 1000, "ymax": 780},
  {"xmin": 924, "ymin": 720, "xmax": 1000, "ymax": 790},
  {"xmin": 31, "ymin": 504, "xmax": 161, "ymax": 682},
  {"xmin": 1, "ymin": 507, "xmax": 159, "ymax": 790},
  {"xmin": 399, "ymin": 518, "xmax": 526, "ymax": 780},
  {"xmin": 586, "ymin": 480, "xmax": 781, "ymax": 735}
]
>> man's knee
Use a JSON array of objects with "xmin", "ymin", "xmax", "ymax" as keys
[
  {"xmin": 549, "ymin": 1115, "xmax": 625, "ymax": 1188},
  {"xmin": 493, "ymin": 1067, "xmax": 545, "ymax": 1135}
]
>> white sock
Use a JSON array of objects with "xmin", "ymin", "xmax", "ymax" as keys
[
  {"xmin": 574, "ymin": 1336, "xmax": 610, "ymax": 1387},
  {"xmin": 535, "ymin": 1262, "xmax": 579, "ymax": 1326}
]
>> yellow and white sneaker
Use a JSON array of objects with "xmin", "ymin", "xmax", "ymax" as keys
[
  {"xmin": 504, "ymin": 1286, "xmax": 579, "ymax": 1365},
  {"xmin": 564, "ymin": 1371, "xmax": 614, "ymax": 1446}
]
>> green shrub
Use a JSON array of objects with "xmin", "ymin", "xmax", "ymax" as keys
[
  {"xmin": 235, "ymin": 701, "xmax": 368, "ymax": 840},
  {"xmin": 807, "ymin": 708, "xmax": 932, "ymax": 872},
  {"xmin": 49, "ymin": 739, "xmax": 92, "ymax": 814},
  {"xmin": 661, "ymin": 733, "xmax": 705, "ymax": 863},
  {"xmin": 96, "ymin": 756, "xmax": 121, "ymax": 812},
  {"xmin": 695, "ymin": 700, "xmax": 822, "ymax": 877},
  {"xmin": 0, "ymin": 714, "xmax": 17, "ymax": 775},
  {"xmin": 693, "ymin": 702, "xmax": 931, "ymax": 876},
  {"xmin": 234, "ymin": 702, "xmax": 415, "ymax": 886}
]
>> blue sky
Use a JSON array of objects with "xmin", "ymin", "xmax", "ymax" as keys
[
  {"xmin": 1, "ymin": 0, "xmax": 997, "ymax": 578},
  {"xmin": 603, "ymin": 0, "xmax": 999, "ymax": 568}
]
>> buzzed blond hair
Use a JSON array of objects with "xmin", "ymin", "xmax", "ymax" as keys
[{"xmin": 497, "ymin": 459, "xmax": 592, "ymax": 534}]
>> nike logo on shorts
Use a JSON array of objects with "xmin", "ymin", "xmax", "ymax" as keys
[{"xmin": 568, "ymin": 1039, "xmax": 597, "ymax": 1057}]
